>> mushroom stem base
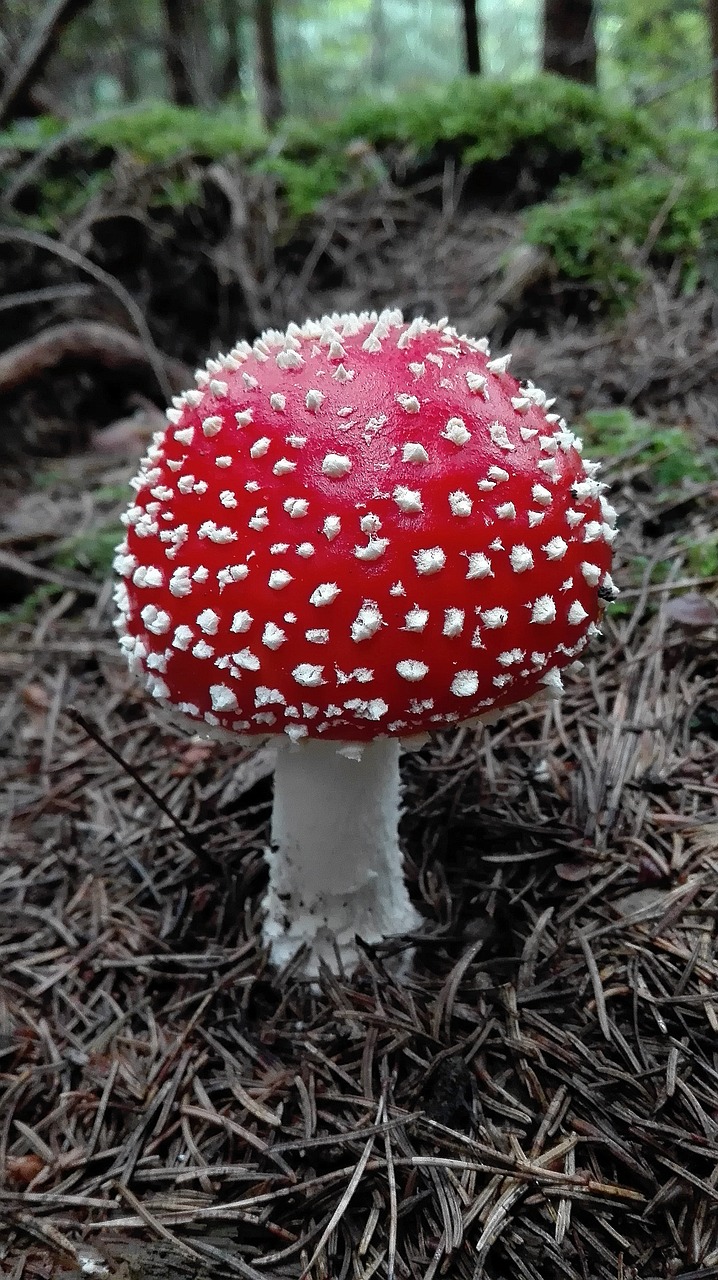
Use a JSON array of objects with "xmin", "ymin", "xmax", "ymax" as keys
[{"xmin": 264, "ymin": 738, "xmax": 421, "ymax": 976}]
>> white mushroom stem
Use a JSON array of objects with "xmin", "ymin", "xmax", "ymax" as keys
[{"xmin": 263, "ymin": 738, "xmax": 421, "ymax": 975}]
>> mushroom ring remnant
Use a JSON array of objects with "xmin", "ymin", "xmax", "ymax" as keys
[{"xmin": 115, "ymin": 310, "xmax": 618, "ymax": 974}]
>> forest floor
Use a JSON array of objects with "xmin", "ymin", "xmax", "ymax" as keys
[{"xmin": 1, "ymin": 178, "xmax": 718, "ymax": 1280}]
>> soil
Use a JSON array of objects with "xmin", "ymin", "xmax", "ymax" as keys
[{"xmin": 1, "ymin": 175, "xmax": 718, "ymax": 1280}]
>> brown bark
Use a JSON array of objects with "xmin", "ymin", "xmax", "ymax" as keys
[
  {"xmin": 542, "ymin": 0, "xmax": 597, "ymax": 86},
  {"xmin": 117, "ymin": 0, "xmax": 142, "ymax": 102},
  {"xmin": 0, "ymin": 0, "xmax": 95, "ymax": 125},
  {"xmin": 218, "ymin": 0, "xmax": 243, "ymax": 98},
  {"xmin": 0, "ymin": 321, "xmax": 191, "ymax": 397},
  {"xmin": 255, "ymin": 0, "xmax": 283, "ymax": 127},
  {"xmin": 459, "ymin": 0, "xmax": 481, "ymax": 76},
  {"xmin": 369, "ymin": 0, "xmax": 387, "ymax": 86},
  {"xmin": 161, "ymin": 0, "xmax": 213, "ymax": 107},
  {"xmin": 707, "ymin": 0, "xmax": 718, "ymax": 128}
]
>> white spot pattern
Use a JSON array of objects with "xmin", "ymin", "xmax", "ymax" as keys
[
  {"xmin": 322, "ymin": 453, "xmax": 352, "ymax": 478},
  {"xmin": 120, "ymin": 308, "xmax": 612, "ymax": 742}
]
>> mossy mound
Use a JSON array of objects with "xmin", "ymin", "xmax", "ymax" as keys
[{"xmin": 0, "ymin": 77, "xmax": 715, "ymax": 350}]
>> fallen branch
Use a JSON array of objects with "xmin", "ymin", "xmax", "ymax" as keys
[{"xmin": 0, "ymin": 321, "xmax": 191, "ymax": 398}]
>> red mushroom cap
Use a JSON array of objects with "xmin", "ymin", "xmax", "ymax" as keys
[{"xmin": 115, "ymin": 311, "xmax": 616, "ymax": 743}]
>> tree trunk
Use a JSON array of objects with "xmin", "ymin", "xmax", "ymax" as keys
[
  {"xmin": 707, "ymin": 0, "xmax": 718, "ymax": 128},
  {"xmin": 542, "ymin": 0, "xmax": 597, "ymax": 86},
  {"xmin": 161, "ymin": 0, "xmax": 213, "ymax": 107},
  {"xmin": 369, "ymin": 0, "xmax": 387, "ymax": 86},
  {"xmin": 459, "ymin": 0, "xmax": 481, "ymax": 76},
  {"xmin": 255, "ymin": 0, "xmax": 283, "ymax": 127},
  {"xmin": 218, "ymin": 0, "xmax": 242, "ymax": 99},
  {"xmin": 0, "ymin": 0, "xmax": 95, "ymax": 125},
  {"xmin": 118, "ymin": 0, "xmax": 142, "ymax": 102},
  {"xmin": 0, "ymin": 0, "xmax": 12, "ymax": 82}
]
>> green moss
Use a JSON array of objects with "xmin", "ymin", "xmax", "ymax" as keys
[
  {"xmin": 579, "ymin": 408, "xmax": 646, "ymax": 453},
  {"xmin": 526, "ymin": 170, "xmax": 718, "ymax": 302},
  {"xmin": 281, "ymin": 75, "xmax": 660, "ymax": 168},
  {"xmin": 1, "ymin": 78, "xmax": 664, "ymax": 222},
  {"xmin": 91, "ymin": 483, "xmax": 134, "ymax": 504},
  {"xmin": 87, "ymin": 104, "xmax": 267, "ymax": 164},
  {"xmin": 26, "ymin": 169, "xmax": 111, "ymax": 232},
  {"xmin": 266, "ymin": 75, "xmax": 664, "ymax": 216},
  {"xmin": 0, "ymin": 115, "xmax": 64, "ymax": 151},
  {"xmin": 581, "ymin": 411, "xmax": 714, "ymax": 487},
  {"xmin": 33, "ymin": 466, "xmax": 69, "ymax": 490},
  {"xmin": 0, "ymin": 78, "xmax": 713, "ymax": 300},
  {"xmin": 0, "ymin": 103, "xmax": 267, "ymax": 164},
  {"xmin": 633, "ymin": 555, "xmax": 673, "ymax": 584},
  {"xmin": 256, "ymin": 153, "xmax": 355, "ymax": 219},
  {"xmin": 148, "ymin": 174, "xmax": 202, "ymax": 210}
]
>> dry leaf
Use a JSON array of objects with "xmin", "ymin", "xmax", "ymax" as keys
[
  {"xmin": 555, "ymin": 861, "xmax": 593, "ymax": 881},
  {"xmin": 664, "ymin": 591, "xmax": 718, "ymax": 628},
  {"xmin": 21, "ymin": 681, "xmax": 50, "ymax": 712},
  {"xmin": 6, "ymin": 1152, "xmax": 46, "ymax": 1185}
]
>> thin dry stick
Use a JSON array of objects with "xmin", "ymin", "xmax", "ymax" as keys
[
  {"xmin": 64, "ymin": 706, "xmax": 222, "ymax": 873},
  {"xmin": 0, "ymin": 228, "xmax": 173, "ymax": 400}
]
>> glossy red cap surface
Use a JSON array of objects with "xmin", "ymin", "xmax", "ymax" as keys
[{"xmin": 115, "ymin": 311, "xmax": 616, "ymax": 742}]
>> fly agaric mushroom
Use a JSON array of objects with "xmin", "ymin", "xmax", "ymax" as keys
[{"xmin": 114, "ymin": 310, "xmax": 617, "ymax": 974}]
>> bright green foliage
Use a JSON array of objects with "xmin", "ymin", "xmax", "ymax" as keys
[
  {"xmin": 270, "ymin": 75, "xmax": 664, "ymax": 199},
  {"xmin": 256, "ymin": 153, "xmax": 358, "ymax": 218},
  {"xmin": 0, "ymin": 116, "xmax": 65, "ymax": 150},
  {"xmin": 581, "ymin": 410, "xmax": 716, "ymax": 487},
  {"xmin": 323, "ymin": 75, "xmax": 661, "ymax": 170},
  {"xmin": 87, "ymin": 105, "xmax": 267, "ymax": 163},
  {"xmin": 0, "ymin": 76, "xmax": 661, "ymax": 175},
  {"xmin": 526, "ymin": 169, "xmax": 718, "ymax": 303},
  {"xmin": 580, "ymin": 408, "xmax": 647, "ymax": 453},
  {"xmin": 91, "ymin": 483, "xmax": 137, "ymax": 504},
  {"xmin": 523, "ymin": 90, "xmax": 718, "ymax": 302},
  {"xmin": 0, "ymin": 104, "xmax": 268, "ymax": 164}
]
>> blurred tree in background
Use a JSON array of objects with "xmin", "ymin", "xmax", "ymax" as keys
[
  {"xmin": 459, "ymin": 0, "xmax": 481, "ymax": 75},
  {"xmin": 0, "ymin": 0, "xmax": 715, "ymax": 128},
  {"xmin": 602, "ymin": 0, "xmax": 717, "ymax": 127},
  {"xmin": 543, "ymin": 0, "xmax": 596, "ymax": 85}
]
